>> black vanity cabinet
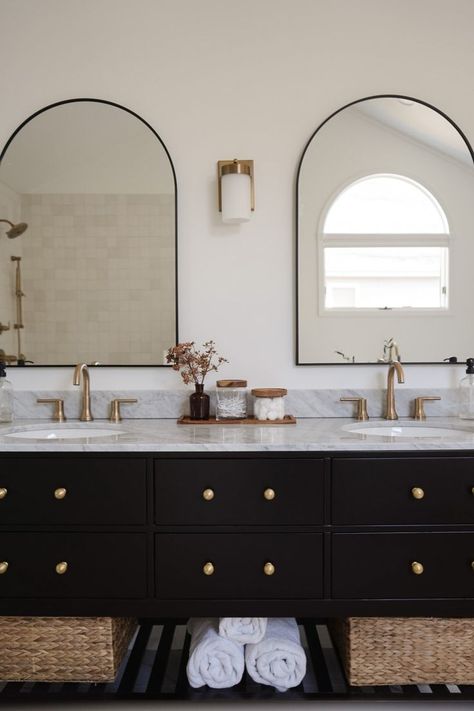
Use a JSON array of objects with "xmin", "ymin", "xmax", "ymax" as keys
[
  {"xmin": 1, "ymin": 449, "xmax": 474, "ymax": 704},
  {"xmin": 1, "ymin": 451, "xmax": 474, "ymax": 617}
]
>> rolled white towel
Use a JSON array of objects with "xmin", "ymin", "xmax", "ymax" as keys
[
  {"xmin": 245, "ymin": 617, "xmax": 306, "ymax": 692},
  {"xmin": 219, "ymin": 617, "xmax": 267, "ymax": 645},
  {"xmin": 186, "ymin": 618, "xmax": 244, "ymax": 689}
]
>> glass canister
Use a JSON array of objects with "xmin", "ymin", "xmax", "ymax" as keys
[
  {"xmin": 252, "ymin": 388, "xmax": 287, "ymax": 421},
  {"xmin": 216, "ymin": 380, "xmax": 248, "ymax": 420}
]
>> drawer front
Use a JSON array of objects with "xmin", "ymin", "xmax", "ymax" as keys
[
  {"xmin": 0, "ymin": 532, "xmax": 147, "ymax": 598},
  {"xmin": 333, "ymin": 457, "xmax": 474, "ymax": 525},
  {"xmin": 155, "ymin": 533, "xmax": 323, "ymax": 599},
  {"xmin": 0, "ymin": 458, "xmax": 146, "ymax": 524},
  {"xmin": 154, "ymin": 459, "xmax": 324, "ymax": 525},
  {"xmin": 333, "ymin": 532, "xmax": 474, "ymax": 599}
]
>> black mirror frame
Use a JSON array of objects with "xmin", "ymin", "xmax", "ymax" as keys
[
  {"xmin": 295, "ymin": 94, "xmax": 474, "ymax": 366},
  {"xmin": 0, "ymin": 97, "xmax": 178, "ymax": 367}
]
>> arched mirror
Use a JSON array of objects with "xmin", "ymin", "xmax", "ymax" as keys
[
  {"xmin": 297, "ymin": 95, "xmax": 474, "ymax": 364},
  {"xmin": 0, "ymin": 99, "xmax": 177, "ymax": 366}
]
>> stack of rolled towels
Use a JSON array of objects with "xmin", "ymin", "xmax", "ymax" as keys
[{"xmin": 186, "ymin": 617, "xmax": 306, "ymax": 692}]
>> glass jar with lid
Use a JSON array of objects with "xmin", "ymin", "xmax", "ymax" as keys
[
  {"xmin": 216, "ymin": 380, "xmax": 248, "ymax": 420},
  {"xmin": 251, "ymin": 388, "xmax": 287, "ymax": 421}
]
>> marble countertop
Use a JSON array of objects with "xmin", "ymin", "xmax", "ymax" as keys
[{"xmin": 1, "ymin": 417, "xmax": 474, "ymax": 452}]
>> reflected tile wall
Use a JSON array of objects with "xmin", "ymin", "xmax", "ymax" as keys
[{"xmin": 20, "ymin": 193, "xmax": 175, "ymax": 364}]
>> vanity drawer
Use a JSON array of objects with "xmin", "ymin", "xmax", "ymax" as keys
[
  {"xmin": 333, "ymin": 532, "xmax": 474, "ymax": 599},
  {"xmin": 154, "ymin": 459, "xmax": 324, "ymax": 524},
  {"xmin": 0, "ymin": 532, "xmax": 147, "ymax": 598},
  {"xmin": 332, "ymin": 457, "xmax": 474, "ymax": 525},
  {"xmin": 0, "ymin": 458, "xmax": 146, "ymax": 524},
  {"xmin": 155, "ymin": 533, "xmax": 323, "ymax": 599}
]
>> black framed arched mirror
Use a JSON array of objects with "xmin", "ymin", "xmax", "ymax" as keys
[
  {"xmin": 0, "ymin": 99, "xmax": 177, "ymax": 366},
  {"xmin": 297, "ymin": 95, "xmax": 474, "ymax": 365}
]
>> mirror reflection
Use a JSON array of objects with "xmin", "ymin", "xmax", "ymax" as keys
[
  {"xmin": 297, "ymin": 96, "xmax": 474, "ymax": 364},
  {"xmin": 0, "ymin": 99, "xmax": 177, "ymax": 366}
]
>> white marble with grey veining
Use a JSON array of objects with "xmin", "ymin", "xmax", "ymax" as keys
[
  {"xmin": 13, "ymin": 389, "xmax": 192, "ymax": 420},
  {"xmin": 1, "ymin": 417, "xmax": 474, "ymax": 452},
  {"xmin": 13, "ymin": 388, "xmax": 459, "ymax": 420}
]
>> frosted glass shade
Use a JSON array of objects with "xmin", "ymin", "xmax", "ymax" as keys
[{"xmin": 221, "ymin": 172, "xmax": 251, "ymax": 224}]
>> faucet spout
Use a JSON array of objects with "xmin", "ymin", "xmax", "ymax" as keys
[
  {"xmin": 73, "ymin": 363, "xmax": 94, "ymax": 422},
  {"xmin": 385, "ymin": 360, "xmax": 405, "ymax": 420}
]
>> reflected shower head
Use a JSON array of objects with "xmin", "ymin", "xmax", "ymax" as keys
[{"xmin": 0, "ymin": 219, "xmax": 28, "ymax": 239}]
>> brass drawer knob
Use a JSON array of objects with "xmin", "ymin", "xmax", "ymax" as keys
[
  {"xmin": 0, "ymin": 488, "xmax": 7, "ymax": 500},
  {"xmin": 202, "ymin": 488, "xmax": 215, "ymax": 502},
  {"xmin": 203, "ymin": 561, "xmax": 214, "ymax": 576},
  {"xmin": 471, "ymin": 561, "xmax": 474, "ymax": 571},
  {"xmin": 411, "ymin": 561, "xmax": 424, "ymax": 575},
  {"xmin": 54, "ymin": 487, "xmax": 67, "ymax": 500},
  {"xmin": 411, "ymin": 487, "xmax": 425, "ymax": 500},
  {"xmin": 263, "ymin": 488, "xmax": 276, "ymax": 501},
  {"xmin": 55, "ymin": 561, "xmax": 68, "ymax": 575},
  {"xmin": 0, "ymin": 561, "xmax": 9, "ymax": 575},
  {"xmin": 264, "ymin": 561, "xmax": 275, "ymax": 576}
]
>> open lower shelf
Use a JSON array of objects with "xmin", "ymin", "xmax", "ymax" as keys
[{"xmin": 0, "ymin": 619, "xmax": 473, "ymax": 703}]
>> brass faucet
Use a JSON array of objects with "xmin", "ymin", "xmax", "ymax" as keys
[
  {"xmin": 73, "ymin": 363, "xmax": 94, "ymax": 421},
  {"xmin": 385, "ymin": 360, "xmax": 405, "ymax": 420}
]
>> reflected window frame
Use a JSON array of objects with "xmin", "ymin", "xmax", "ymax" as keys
[{"xmin": 318, "ymin": 172, "xmax": 451, "ymax": 314}]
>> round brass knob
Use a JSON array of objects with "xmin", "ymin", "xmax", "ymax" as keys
[
  {"xmin": 54, "ymin": 488, "xmax": 67, "ymax": 500},
  {"xmin": 203, "ymin": 561, "xmax": 214, "ymax": 576},
  {"xmin": 471, "ymin": 561, "xmax": 474, "ymax": 571},
  {"xmin": 55, "ymin": 561, "xmax": 68, "ymax": 575},
  {"xmin": 411, "ymin": 487, "xmax": 425, "ymax": 500},
  {"xmin": 0, "ymin": 561, "xmax": 9, "ymax": 575},
  {"xmin": 202, "ymin": 488, "xmax": 214, "ymax": 502},
  {"xmin": 264, "ymin": 562, "xmax": 275, "ymax": 576},
  {"xmin": 0, "ymin": 488, "xmax": 7, "ymax": 500},
  {"xmin": 264, "ymin": 488, "xmax": 276, "ymax": 501},
  {"xmin": 411, "ymin": 561, "xmax": 424, "ymax": 575}
]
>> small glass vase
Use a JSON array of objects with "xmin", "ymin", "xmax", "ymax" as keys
[{"xmin": 190, "ymin": 383, "xmax": 210, "ymax": 420}]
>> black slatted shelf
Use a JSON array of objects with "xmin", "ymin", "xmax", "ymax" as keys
[{"xmin": 1, "ymin": 619, "xmax": 474, "ymax": 703}]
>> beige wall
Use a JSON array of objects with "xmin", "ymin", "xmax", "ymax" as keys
[{"xmin": 1, "ymin": 0, "xmax": 474, "ymax": 391}]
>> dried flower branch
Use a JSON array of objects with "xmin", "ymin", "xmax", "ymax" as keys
[{"xmin": 166, "ymin": 340, "xmax": 228, "ymax": 385}]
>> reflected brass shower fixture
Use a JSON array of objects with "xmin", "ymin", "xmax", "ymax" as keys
[{"xmin": 0, "ymin": 219, "xmax": 28, "ymax": 239}]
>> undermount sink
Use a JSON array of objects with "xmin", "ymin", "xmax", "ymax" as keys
[
  {"xmin": 344, "ymin": 423, "xmax": 474, "ymax": 439},
  {"xmin": 4, "ymin": 426, "xmax": 127, "ymax": 440}
]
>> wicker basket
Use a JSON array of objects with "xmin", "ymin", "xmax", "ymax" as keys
[
  {"xmin": 330, "ymin": 617, "xmax": 474, "ymax": 686},
  {"xmin": 0, "ymin": 617, "xmax": 137, "ymax": 683}
]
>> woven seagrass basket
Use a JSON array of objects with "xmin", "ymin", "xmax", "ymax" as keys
[
  {"xmin": 0, "ymin": 617, "xmax": 137, "ymax": 683},
  {"xmin": 330, "ymin": 617, "xmax": 474, "ymax": 687}
]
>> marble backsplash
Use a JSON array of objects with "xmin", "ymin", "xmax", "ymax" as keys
[{"xmin": 12, "ymin": 388, "xmax": 461, "ymax": 421}]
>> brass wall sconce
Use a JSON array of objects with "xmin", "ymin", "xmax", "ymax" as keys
[{"xmin": 217, "ymin": 159, "xmax": 255, "ymax": 224}]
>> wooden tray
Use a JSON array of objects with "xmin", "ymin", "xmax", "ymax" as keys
[{"xmin": 177, "ymin": 415, "xmax": 296, "ymax": 425}]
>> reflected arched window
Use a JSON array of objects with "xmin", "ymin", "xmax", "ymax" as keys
[{"xmin": 321, "ymin": 174, "xmax": 449, "ymax": 310}]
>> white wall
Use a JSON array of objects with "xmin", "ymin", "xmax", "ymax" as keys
[{"xmin": 1, "ymin": 0, "xmax": 473, "ymax": 392}]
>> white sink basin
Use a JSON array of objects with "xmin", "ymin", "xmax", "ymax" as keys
[
  {"xmin": 5, "ymin": 426, "xmax": 127, "ymax": 440},
  {"xmin": 344, "ymin": 423, "xmax": 474, "ymax": 439}
]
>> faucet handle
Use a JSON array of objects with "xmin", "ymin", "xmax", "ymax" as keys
[
  {"xmin": 340, "ymin": 397, "xmax": 369, "ymax": 421},
  {"xmin": 414, "ymin": 396, "xmax": 441, "ymax": 421},
  {"xmin": 37, "ymin": 398, "xmax": 67, "ymax": 423},
  {"xmin": 109, "ymin": 398, "xmax": 138, "ymax": 423}
]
